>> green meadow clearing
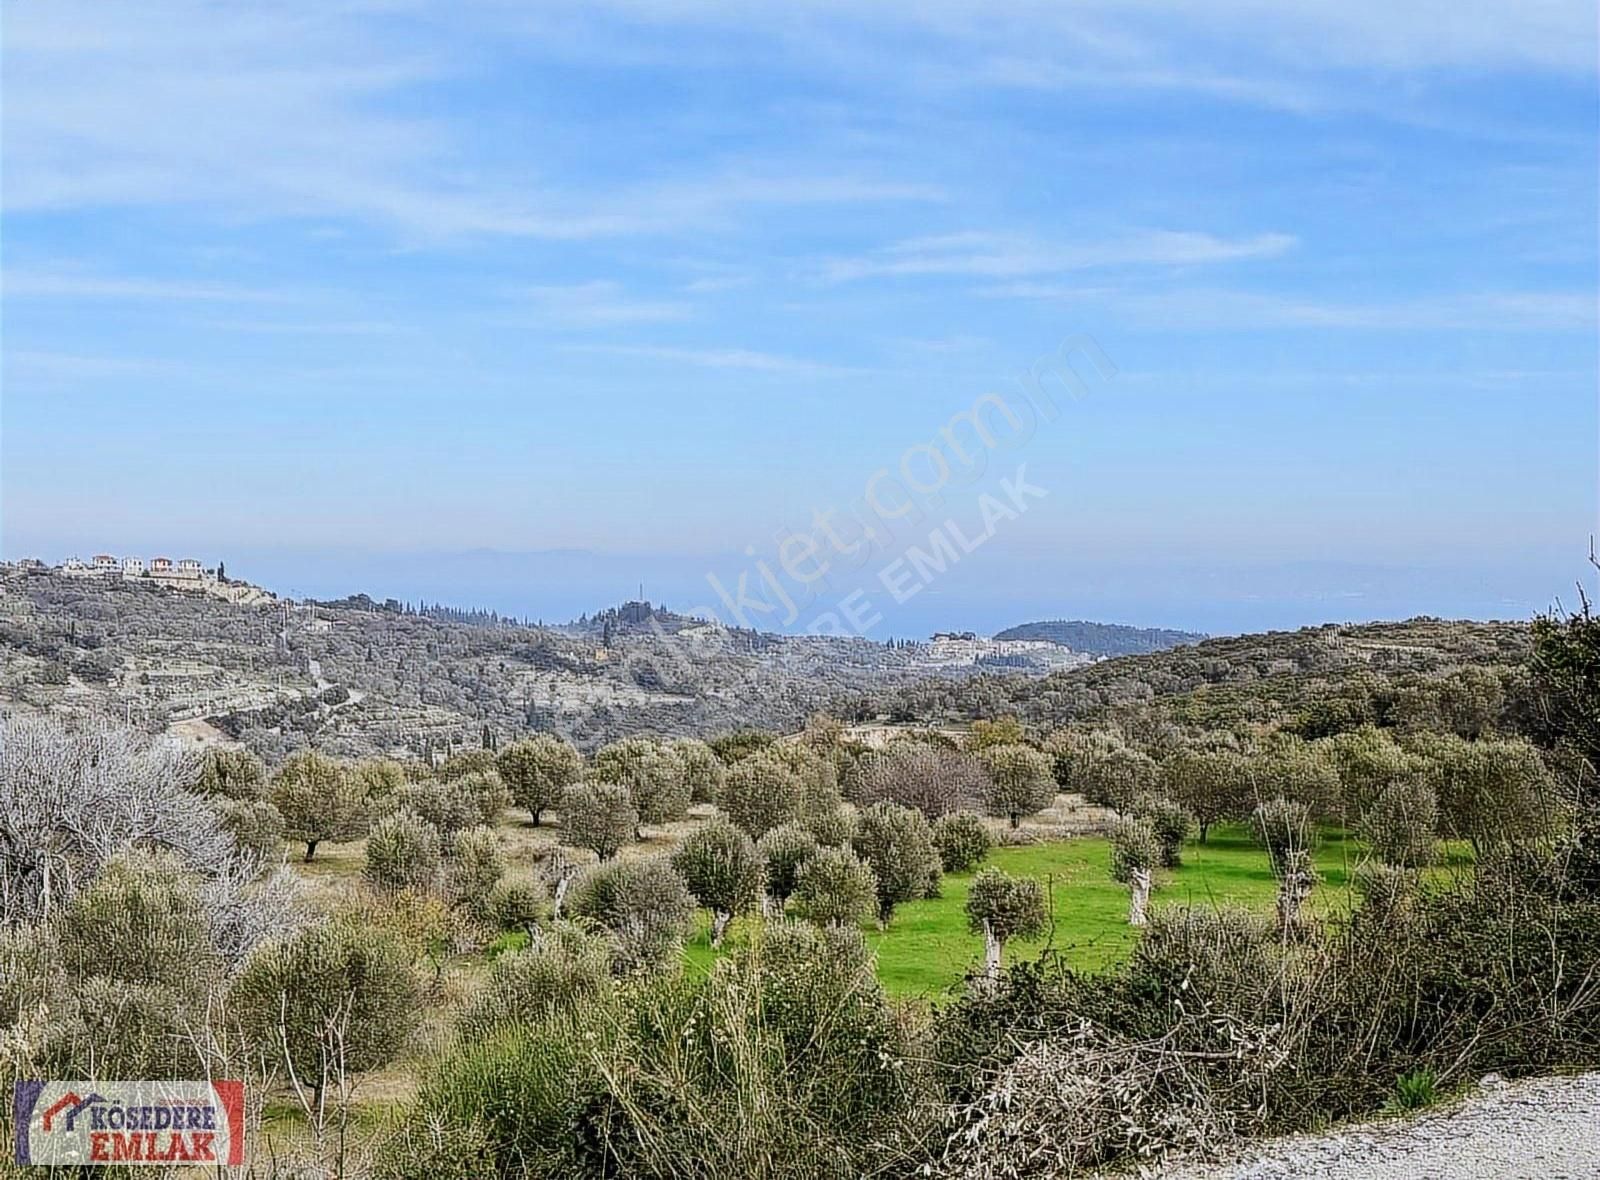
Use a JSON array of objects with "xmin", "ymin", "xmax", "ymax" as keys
[{"xmin": 684, "ymin": 825, "xmax": 1472, "ymax": 997}]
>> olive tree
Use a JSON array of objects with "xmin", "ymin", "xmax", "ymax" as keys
[
  {"xmin": 932, "ymin": 811, "xmax": 992, "ymax": 874},
  {"xmin": 196, "ymin": 748, "xmax": 267, "ymax": 801},
  {"xmin": 671, "ymin": 816, "xmax": 764, "ymax": 945},
  {"xmin": 214, "ymin": 799, "xmax": 285, "ymax": 866},
  {"xmin": 1358, "ymin": 778, "xmax": 1439, "ymax": 868},
  {"xmin": 1426, "ymin": 736, "xmax": 1557, "ymax": 854},
  {"xmin": 669, "ymin": 737, "xmax": 727, "ymax": 805},
  {"xmin": 447, "ymin": 826, "xmax": 506, "ymax": 918},
  {"xmin": 965, "ymin": 867, "xmax": 1048, "ymax": 981},
  {"xmin": 1079, "ymin": 746, "xmax": 1159, "ymax": 817},
  {"xmin": 756, "ymin": 822, "xmax": 819, "ymax": 910},
  {"xmin": 593, "ymin": 737, "xmax": 691, "ymax": 835},
  {"xmin": 232, "ymin": 920, "xmax": 419, "ymax": 1109},
  {"xmin": 1108, "ymin": 817, "xmax": 1161, "ymax": 927},
  {"xmin": 720, "ymin": 751, "xmax": 808, "ymax": 839},
  {"xmin": 1160, "ymin": 749, "xmax": 1247, "ymax": 842},
  {"xmin": 496, "ymin": 736, "xmax": 583, "ymax": 824},
  {"xmin": 791, "ymin": 846, "xmax": 878, "ymax": 929},
  {"xmin": 559, "ymin": 781, "xmax": 639, "ymax": 861},
  {"xmin": 1250, "ymin": 797, "xmax": 1318, "ymax": 871},
  {"xmin": 567, "ymin": 856, "xmax": 696, "ymax": 973},
  {"xmin": 851, "ymin": 802, "xmax": 942, "ymax": 927},
  {"xmin": 1131, "ymin": 795, "xmax": 1193, "ymax": 868},
  {"xmin": 364, "ymin": 810, "xmax": 442, "ymax": 893},
  {"xmin": 271, "ymin": 751, "xmax": 369, "ymax": 862},
  {"xmin": 978, "ymin": 744, "xmax": 1056, "ymax": 828}
]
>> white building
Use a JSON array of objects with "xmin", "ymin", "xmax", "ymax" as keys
[
  {"xmin": 176, "ymin": 558, "xmax": 205, "ymax": 579},
  {"xmin": 92, "ymin": 555, "xmax": 119, "ymax": 575},
  {"xmin": 123, "ymin": 557, "xmax": 146, "ymax": 577}
]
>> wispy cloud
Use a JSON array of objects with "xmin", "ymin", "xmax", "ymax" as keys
[
  {"xmin": 989, "ymin": 283, "xmax": 1599, "ymax": 332},
  {"xmin": 821, "ymin": 229, "xmax": 1296, "ymax": 282},
  {"xmin": 565, "ymin": 343, "xmax": 864, "ymax": 375},
  {"xmin": 509, "ymin": 282, "xmax": 692, "ymax": 327},
  {"xmin": 3, "ymin": 270, "xmax": 287, "ymax": 303}
]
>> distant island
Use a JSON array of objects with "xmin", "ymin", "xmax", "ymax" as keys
[{"xmin": 993, "ymin": 619, "xmax": 1207, "ymax": 656}]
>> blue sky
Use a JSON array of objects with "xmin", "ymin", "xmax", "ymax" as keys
[{"xmin": 2, "ymin": 1, "xmax": 1596, "ymax": 637}]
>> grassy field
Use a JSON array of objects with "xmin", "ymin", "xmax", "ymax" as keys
[{"xmin": 685, "ymin": 825, "xmax": 1470, "ymax": 997}]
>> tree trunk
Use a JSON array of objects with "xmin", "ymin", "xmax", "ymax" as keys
[
  {"xmin": 1199, "ymin": 821, "xmax": 1210, "ymax": 844},
  {"xmin": 1128, "ymin": 868, "xmax": 1152, "ymax": 927},
  {"xmin": 552, "ymin": 874, "xmax": 570, "ymax": 919},
  {"xmin": 304, "ymin": 840, "xmax": 319, "ymax": 863},
  {"xmin": 1009, "ymin": 813, "xmax": 1020, "ymax": 830},
  {"xmin": 982, "ymin": 919, "xmax": 1003, "ymax": 981},
  {"xmin": 711, "ymin": 910, "xmax": 732, "ymax": 947}
]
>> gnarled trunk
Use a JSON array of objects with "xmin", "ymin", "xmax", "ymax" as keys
[
  {"xmin": 1128, "ymin": 867, "xmax": 1152, "ymax": 927},
  {"xmin": 982, "ymin": 918, "xmax": 1003, "ymax": 981},
  {"xmin": 711, "ymin": 910, "xmax": 732, "ymax": 947}
]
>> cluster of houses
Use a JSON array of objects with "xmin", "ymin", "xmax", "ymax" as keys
[
  {"xmin": 48, "ymin": 554, "xmax": 215, "ymax": 583},
  {"xmin": 8, "ymin": 554, "xmax": 277, "ymax": 606}
]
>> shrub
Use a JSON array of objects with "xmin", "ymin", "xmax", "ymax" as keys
[
  {"xmin": 979, "ymin": 743, "xmax": 1057, "ymax": 827},
  {"xmin": 485, "ymin": 878, "xmax": 547, "ymax": 936},
  {"xmin": 232, "ymin": 920, "xmax": 420, "ymax": 1100},
  {"xmin": 271, "ymin": 750, "xmax": 369, "ymax": 861},
  {"xmin": 851, "ymin": 802, "xmax": 942, "ymax": 926},
  {"xmin": 58, "ymin": 850, "xmax": 218, "ymax": 991},
  {"xmin": 1426, "ymin": 736, "xmax": 1558, "ymax": 853},
  {"xmin": 558, "ymin": 781, "xmax": 638, "ymax": 861},
  {"xmin": 757, "ymin": 822, "xmax": 819, "ymax": 906},
  {"xmin": 447, "ymin": 826, "xmax": 506, "ymax": 917},
  {"xmin": 1359, "ymin": 779, "xmax": 1440, "ymax": 867},
  {"xmin": 1135, "ymin": 794, "xmax": 1194, "ymax": 868},
  {"xmin": 364, "ymin": 809, "xmax": 443, "ymax": 893},
  {"xmin": 671, "ymin": 816, "xmax": 764, "ymax": 945},
  {"xmin": 196, "ymin": 748, "xmax": 267, "ymax": 800},
  {"xmin": 932, "ymin": 811, "xmax": 993, "ymax": 873},
  {"xmin": 567, "ymin": 856, "xmax": 695, "ymax": 973},
  {"xmin": 393, "ymin": 918, "xmax": 934, "ymax": 1180},
  {"xmin": 214, "ymin": 798, "xmax": 285, "ymax": 865},
  {"xmin": 458, "ymin": 922, "xmax": 613, "ymax": 1036},
  {"xmin": 495, "ymin": 735, "xmax": 583, "ymax": 824},
  {"xmin": 791, "ymin": 846, "xmax": 878, "ymax": 929}
]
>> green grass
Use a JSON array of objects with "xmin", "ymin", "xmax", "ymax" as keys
[{"xmin": 686, "ymin": 825, "xmax": 1470, "ymax": 998}]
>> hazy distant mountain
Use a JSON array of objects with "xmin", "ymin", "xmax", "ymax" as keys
[{"xmin": 992, "ymin": 619, "xmax": 1208, "ymax": 656}]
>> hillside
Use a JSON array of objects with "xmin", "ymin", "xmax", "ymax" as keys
[
  {"xmin": 993, "ymin": 619, "xmax": 1208, "ymax": 656},
  {"xmin": 0, "ymin": 570, "xmax": 1021, "ymax": 762},
  {"xmin": 847, "ymin": 616, "xmax": 1534, "ymax": 732}
]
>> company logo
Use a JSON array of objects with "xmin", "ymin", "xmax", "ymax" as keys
[{"xmin": 14, "ymin": 1081, "xmax": 244, "ymax": 1167}]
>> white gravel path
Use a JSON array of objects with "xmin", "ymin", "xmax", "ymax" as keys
[{"xmin": 1153, "ymin": 1073, "xmax": 1600, "ymax": 1179}]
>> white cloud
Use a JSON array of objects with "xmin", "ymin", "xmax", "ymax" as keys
[
  {"xmin": 987, "ymin": 283, "xmax": 1599, "ymax": 332},
  {"xmin": 565, "ymin": 343, "xmax": 864, "ymax": 375},
  {"xmin": 510, "ymin": 281, "xmax": 692, "ymax": 327},
  {"xmin": 3, "ymin": 270, "xmax": 287, "ymax": 303},
  {"xmin": 821, "ymin": 229, "xmax": 1296, "ymax": 282}
]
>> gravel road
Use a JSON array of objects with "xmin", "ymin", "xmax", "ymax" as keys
[{"xmin": 1153, "ymin": 1073, "xmax": 1600, "ymax": 1179}]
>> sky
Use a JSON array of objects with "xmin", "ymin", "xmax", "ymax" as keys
[{"xmin": 2, "ymin": 0, "xmax": 1597, "ymax": 638}]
